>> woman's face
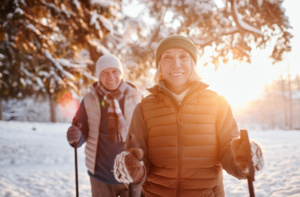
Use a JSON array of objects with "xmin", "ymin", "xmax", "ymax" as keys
[{"xmin": 160, "ymin": 48, "xmax": 192, "ymax": 93}]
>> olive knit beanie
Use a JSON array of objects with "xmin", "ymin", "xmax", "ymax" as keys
[
  {"xmin": 155, "ymin": 34, "xmax": 197, "ymax": 68},
  {"xmin": 95, "ymin": 54, "xmax": 124, "ymax": 80}
]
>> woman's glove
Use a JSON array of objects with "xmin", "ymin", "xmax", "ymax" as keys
[
  {"xmin": 114, "ymin": 148, "xmax": 145, "ymax": 185},
  {"xmin": 67, "ymin": 123, "xmax": 82, "ymax": 145},
  {"xmin": 231, "ymin": 137, "xmax": 264, "ymax": 175}
]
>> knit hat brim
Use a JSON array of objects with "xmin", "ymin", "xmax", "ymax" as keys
[
  {"xmin": 155, "ymin": 35, "xmax": 197, "ymax": 68},
  {"xmin": 95, "ymin": 54, "xmax": 123, "ymax": 80}
]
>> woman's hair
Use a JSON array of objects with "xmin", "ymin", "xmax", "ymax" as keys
[{"xmin": 153, "ymin": 58, "xmax": 202, "ymax": 85}]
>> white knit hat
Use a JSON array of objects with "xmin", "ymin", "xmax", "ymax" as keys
[{"xmin": 95, "ymin": 54, "xmax": 124, "ymax": 80}]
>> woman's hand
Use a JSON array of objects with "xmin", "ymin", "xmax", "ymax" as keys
[
  {"xmin": 114, "ymin": 148, "xmax": 145, "ymax": 184},
  {"xmin": 231, "ymin": 137, "xmax": 264, "ymax": 175}
]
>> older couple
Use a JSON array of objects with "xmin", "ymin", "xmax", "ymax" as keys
[{"xmin": 67, "ymin": 35, "xmax": 264, "ymax": 197}]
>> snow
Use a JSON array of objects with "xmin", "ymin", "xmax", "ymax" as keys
[
  {"xmin": 7, "ymin": 13, "xmax": 13, "ymax": 19},
  {"xmin": 26, "ymin": 24, "xmax": 41, "ymax": 35},
  {"xmin": 14, "ymin": 8, "xmax": 24, "ymax": 15},
  {"xmin": 267, "ymin": 0, "xmax": 279, "ymax": 4},
  {"xmin": 58, "ymin": 59, "xmax": 86, "ymax": 68},
  {"xmin": 90, "ymin": 10, "xmax": 114, "ymax": 33},
  {"xmin": 99, "ymin": 15, "xmax": 114, "ymax": 34},
  {"xmin": 90, "ymin": 0, "xmax": 114, "ymax": 7},
  {"xmin": 233, "ymin": 0, "xmax": 264, "ymax": 36},
  {"xmin": 184, "ymin": 0, "xmax": 214, "ymax": 14},
  {"xmin": 44, "ymin": 50, "xmax": 76, "ymax": 80},
  {"xmin": 35, "ymin": 77, "xmax": 44, "ymax": 88},
  {"xmin": 83, "ymin": 70, "xmax": 98, "ymax": 81},
  {"xmin": 90, "ymin": 10, "xmax": 101, "ymax": 30},
  {"xmin": 257, "ymin": 0, "xmax": 263, "ymax": 7},
  {"xmin": 72, "ymin": 0, "xmax": 80, "ymax": 9},
  {"xmin": 1, "ymin": 121, "xmax": 300, "ymax": 197}
]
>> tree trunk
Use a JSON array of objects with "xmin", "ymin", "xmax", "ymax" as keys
[
  {"xmin": 280, "ymin": 74, "xmax": 288, "ymax": 128},
  {"xmin": 287, "ymin": 62, "xmax": 293, "ymax": 129},
  {"xmin": 0, "ymin": 97, "xmax": 2, "ymax": 120},
  {"xmin": 49, "ymin": 94, "xmax": 56, "ymax": 123}
]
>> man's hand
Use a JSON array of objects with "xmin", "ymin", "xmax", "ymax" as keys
[
  {"xmin": 114, "ymin": 148, "xmax": 145, "ymax": 185},
  {"xmin": 67, "ymin": 123, "xmax": 82, "ymax": 145}
]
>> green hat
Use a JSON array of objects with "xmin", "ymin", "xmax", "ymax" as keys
[{"xmin": 155, "ymin": 34, "xmax": 197, "ymax": 68}]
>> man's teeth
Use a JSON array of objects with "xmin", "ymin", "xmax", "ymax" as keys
[{"xmin": 171, "ymin": 73, "xmax": 183, "ymax": 76}]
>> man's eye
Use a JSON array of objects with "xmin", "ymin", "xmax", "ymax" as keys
[{"xmin": 163, "ymin": 55, "xmax": 171, "ymax": 59}]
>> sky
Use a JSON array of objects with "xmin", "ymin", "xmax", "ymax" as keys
[{"xmin": 199, "ymin": 0, "xmax": 300, "ymax": 108}]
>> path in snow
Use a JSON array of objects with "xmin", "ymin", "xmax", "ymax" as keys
[{"xmin": 0, "ymin": 121, "xmax": 300, "ymax": 197}]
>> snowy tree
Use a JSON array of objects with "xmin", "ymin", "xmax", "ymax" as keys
[
  {"xmin": 116, "ymin": 0, "xmax": 292, "ymax": 82},
  {"xmin": 237, "ymin": 75, "xmax": 300, "ymax": 130},
  {"xmin": 0, "ymin": 0, "xmax": 123, "ymax": 121}
]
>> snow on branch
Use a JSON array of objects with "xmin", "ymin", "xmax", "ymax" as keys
[
  {"xmin": 99, "ymin": 15, "xmax": 114, "ymax": 34},
  {"xmin": 58, "ymin": 59, "xmax": 86, "ymax": 68},
  {"xmin": 26, "ymin": 24, "xmax": 41, "ymax": 35},
  {"xmin": 191, "ymin": 26, "xmax": 239, "ymax": 47},
  {"xmin": 231, "ymin": 0, "xmax": 264, "ymax": 36},
  {"xmin": 14, "ymin": 8, "xmax": 24, "ymax": 15},
  {"xmin": 83, "ymin": 71, "xmax": 98, "ymax": 81},
  {"xmin": 36, "ymin": 77, "xmax": 45, "ymax": 88},
  {"xmin": 72, "ymin": 0, "xmax": 80, "ymax": 9},
  {"xmin": 90, "ymin": 0, "xmax": 114, "ymax": 8},
  {"xmin": 90, "ymin": 10, "xmax": 114, "ymax": 33},
  {"xmin": 44, "ymin": 50, "xmax": 75, "ymax": 80}
]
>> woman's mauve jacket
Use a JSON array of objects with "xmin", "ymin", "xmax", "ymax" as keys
[{"xmin": 126, "ymin": 81, "xmax": 246, "ymax": 197}]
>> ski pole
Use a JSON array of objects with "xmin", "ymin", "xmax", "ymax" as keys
[
  {"xmin": 127, "ymin": 134, "xmax": 140, "ymax": 197},
  {"xmin": 240, "ymin": 129, "xmax": 255, "ymax": 197},
  {"xmin": 72, "ymin": 117, "xmax": 80, "ymax": 197},
  {"xmin": 74, "ymin": 142, "xmax": 79, "ymax": 197}
]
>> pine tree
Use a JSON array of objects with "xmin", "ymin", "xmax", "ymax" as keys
[{"xmin": 0, "ymin": 0, "xmax": 122, "ymax": 121}]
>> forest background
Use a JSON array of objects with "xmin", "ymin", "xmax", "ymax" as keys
[{"xmin": 1, "ymin": 0, "xmax": 299, "ymax": 131}]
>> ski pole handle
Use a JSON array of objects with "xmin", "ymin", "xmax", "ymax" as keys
[
  {"xmin": 126, "ymin": 134, "xmax": 140, "ymax": 197},
  {"xmin": 240, "ymin": 129, "xmax": 255, "ymax": 197}
]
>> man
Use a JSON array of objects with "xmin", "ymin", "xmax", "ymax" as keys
[{"xmin": 67, "ymin": 54, "xmax": 143, "ymax": 197}]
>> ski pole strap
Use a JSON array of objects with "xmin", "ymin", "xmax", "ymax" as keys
[{"xmin": 240, "ymin": 129, "xmax": 255, "ymax": 197}]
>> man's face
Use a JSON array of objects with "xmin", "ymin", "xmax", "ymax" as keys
[{"xmin": 99, "ymin": 67, "xmax": 122, "ymax": 91}]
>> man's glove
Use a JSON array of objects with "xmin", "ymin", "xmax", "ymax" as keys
[
  {"xmin": 231, "ymin": 137, "xmax": 264, "ymax": 175},
  {"xmin": 67, "ymin": 123, "xmax": 82, "ymax": 145},
  {"xmin": 114, "ymin": 148, "xmax": 145, "ymax": 185}
]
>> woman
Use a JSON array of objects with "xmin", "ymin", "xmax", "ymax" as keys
[{"xmin": 114, "ymin": 35, "xmax": 264, "ymax": 197}]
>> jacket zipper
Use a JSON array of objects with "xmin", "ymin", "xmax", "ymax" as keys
[
  {"xmin": 164, "ymin": 97, "xmax": 182, "ymax": 197},
  {"xmin": 176, "ymin": 111, "xmax": 182, "ymax": 197},
  {"xmin": 161, "ymin": 88, "xmax": 203, "ymax": 197}
]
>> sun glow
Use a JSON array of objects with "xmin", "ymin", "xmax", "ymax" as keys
[
  {"xmin": 58, "ymin": 92, "xmax": 79, "ymax": 120},
  {"xmin": 198, "ymin": 59, "xmax": 282, "ymax": 109}
]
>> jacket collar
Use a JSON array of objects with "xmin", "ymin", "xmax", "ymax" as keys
[
  {"xmin": 147, "ymin": 81, "xmax": 209, "ymax": 111},
  {"xmin": 147, "ymin": 80, "xmax": 209, "ymax": 95}
]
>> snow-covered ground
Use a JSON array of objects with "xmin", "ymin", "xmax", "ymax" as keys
[{"xmin": 0, "ymin": 121, "xmax": 299, "ymax": 197}]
